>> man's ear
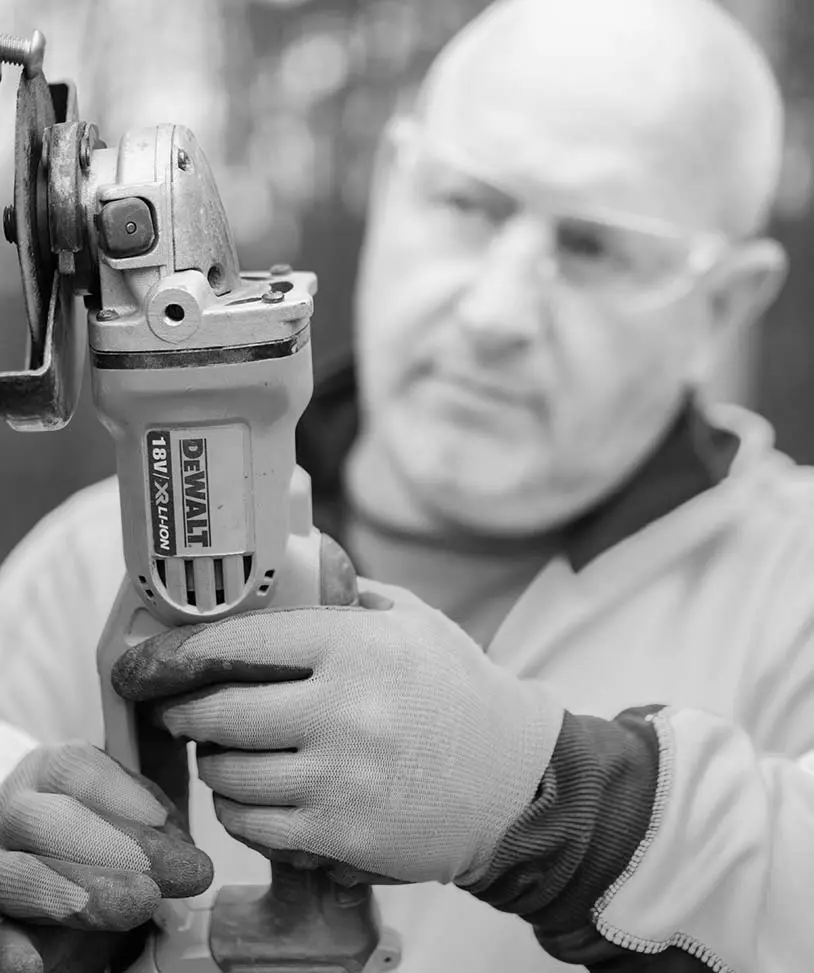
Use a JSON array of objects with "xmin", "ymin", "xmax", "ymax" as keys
[{"xmin": 707, "ymin": 237, "xmax": 788, "ymax": 334}]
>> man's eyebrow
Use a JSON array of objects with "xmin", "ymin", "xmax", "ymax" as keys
[{"xmin": 416, "ymin": 153, "xmax": 519, "ymax": 200}]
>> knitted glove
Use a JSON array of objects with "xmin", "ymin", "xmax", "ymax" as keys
[
  {"xmin": 113, "ymin": 580, "xmax": 563, "ymax": 886},
  {"xmin": 0, "ymin": 741, "xmax": 213, "ymax": 972}
]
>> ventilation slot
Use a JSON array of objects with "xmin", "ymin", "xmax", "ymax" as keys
[
  {"xmin": 259, "ymin": 569, "xmax": 275, "ymax": 595},
  {"xmin": 137, "ymin": 574, "xmax": 155, "ymax": 601},
  {"xmin": 152, "ymin": 554, "xmax": 254, "ymax": 611},
  {"xmin": 214, "ymin": 558, "xmax": 225, "ymax": 605},
  {"xmin": 185, "ymin": 560, "xmax": 197, "ymax": 606}
]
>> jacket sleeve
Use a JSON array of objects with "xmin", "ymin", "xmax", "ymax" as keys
[
  {"xmin": 590, "ymin": 707, "xmax": 814, "ymax": 972},
  {"xmin": 0, "ymin": 720, "xmax": 38, "ymax": 781},
  {"xmin": 0, "ymin": 477, "xmax": 124, "ymax": 762},
  {"xmin": 463, "ymin": 703, "xmax": 814, "ymax": 972}
]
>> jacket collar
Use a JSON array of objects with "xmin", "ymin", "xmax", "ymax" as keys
[{"xmin": 562, "ymin": 399, "xmax": 739, "ymax": 571}]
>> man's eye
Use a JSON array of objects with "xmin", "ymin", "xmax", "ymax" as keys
[
  {"xmin": 557, "ymin": 220, "xmax": 611, "ymax": 261},
  {"xmin": 436, "ymin": 190, "xmax": 495, "ymax": 220}
]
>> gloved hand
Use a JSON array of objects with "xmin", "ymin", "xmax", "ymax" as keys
[
  {"xmin": 112, "ymin": 581, "xmax": 564, "ymax": 887},
  {"xmin": 0, "ymin": 741, "xmax": 213, "ymax": 972}
]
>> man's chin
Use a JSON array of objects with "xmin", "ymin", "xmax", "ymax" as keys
[
  {"xmin": 385, "ymin": 418, "xmax": 576, "ymax": 534},
  {"xmin": 396, "ymin": 455, "xmax": 569, "ymax": 536}
]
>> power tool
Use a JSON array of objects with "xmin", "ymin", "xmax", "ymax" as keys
[{"xmin": 0, "ymin": 30, "xmax": 401, "ymax": 973}]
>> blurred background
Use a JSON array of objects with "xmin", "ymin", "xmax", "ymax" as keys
[{"xmin": 0, "ymin": 0, "xmax": 811, "ymax": 562}]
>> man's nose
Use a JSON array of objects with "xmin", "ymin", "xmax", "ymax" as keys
[{"xmin": 454, "ymin": 218, "xmax": 553, "ymax": 357}]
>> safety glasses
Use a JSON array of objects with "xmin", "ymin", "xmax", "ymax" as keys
[{"xmin": 388, "ymin": 116, "xmax": 731, "ymax": 311}]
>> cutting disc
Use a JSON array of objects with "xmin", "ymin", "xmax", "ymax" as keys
[{"xmin": 12, "ymin": 70, "xmax": 57, "ymax": 362}]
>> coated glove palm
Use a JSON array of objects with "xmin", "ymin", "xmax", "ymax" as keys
[{"xmin": 113, "ymin": 581, "xmax": 563, "ymax": 886}]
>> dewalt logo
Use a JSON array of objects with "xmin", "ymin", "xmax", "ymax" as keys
[{"xmin": 180, "ymin": 437, "xmax": 211, "ymax": 547}]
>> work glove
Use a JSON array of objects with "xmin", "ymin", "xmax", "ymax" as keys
[
  {"xmin": 112, "ymin": 581, "xmax": 564, "ymax": 887},
  {"xmin": 0, "ymin": 741, "xmax": 213, "ymax": 972}
]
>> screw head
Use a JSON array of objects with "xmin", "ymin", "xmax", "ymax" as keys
[
  {"xmin": 96, "ymin": 308, "xmax": 119, "ymax": 321},
  {"xmin": 270, "ymin": 263, "xmax": 293, "ymax": 276},
  {"xmin": 78, "ymin": 122, "xmax": 101, "ymax": 171},
  {"xmin": 262, "ymin": 289, "xmax": 285, "ymax": 304},
  {"xmin": 3, "ymin": 205, "xmax": 16, "ymax": 244},
  {"xmin": 24, "ymin": 30, "xmax": 45, "ymax": 79}
]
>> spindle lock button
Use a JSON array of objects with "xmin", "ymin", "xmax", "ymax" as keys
[{"xmin": 98, "ymin": 197, "xmax": 156, "ymax": 258}]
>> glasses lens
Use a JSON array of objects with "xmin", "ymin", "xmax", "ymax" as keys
[
  {"xmin": 555, "ymin": 216, "xmax": 696, "ymax": 295},
  {"xmin": 396, "ymin": 123, "xmax": 723, "ymax": 306}
]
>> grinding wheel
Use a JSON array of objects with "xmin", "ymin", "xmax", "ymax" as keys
[{"xmin": 12, "ymin": 69, "xmax": 56, "ymax": 362}]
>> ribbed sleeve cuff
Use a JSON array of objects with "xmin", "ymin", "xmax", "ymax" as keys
[{"xmin": 460, "ymin": 705, "xmax": 662, "ymax": 965}]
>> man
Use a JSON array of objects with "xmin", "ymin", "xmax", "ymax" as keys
[{"xmin": 1, "ymin": 0, "xmax": 813, "ymax": 970}]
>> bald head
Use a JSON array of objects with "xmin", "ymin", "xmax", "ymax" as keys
[{"xmin": 416, "ymin": 0, "xmax": 783, "ymax": 237}]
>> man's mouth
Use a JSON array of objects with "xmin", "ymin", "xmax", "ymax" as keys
[{"xmin": 424, "ymin": 371, "xmax": 536, "ymax": 410}]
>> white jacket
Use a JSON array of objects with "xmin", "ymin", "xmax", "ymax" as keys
[{"xmin": 0, "ymin": 405, "xmax": 813, "ymax": 972}]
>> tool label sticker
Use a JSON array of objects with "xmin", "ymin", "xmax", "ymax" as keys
[
  {"xmin": 145, "ymin": 425, "xmax": 250, "ymax": 557},
  {"xmin": 147, "ymin": 430, "xmax": 177, "ymax": 556}
]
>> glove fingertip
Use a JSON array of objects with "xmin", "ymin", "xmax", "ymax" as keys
[
  {"xmin": 83, "ymin": 871, "xmax": 161, "ymax": 932},
  {"xmin": 143, "ymin": 834, "xmax": 214, "ymax": 899},
  {"xmin": 84, "ymin": 807, "xmax": 213, "ymax": 901},
  {"xmin": 110, "ymin": 652, "xmax": 159, "ymax": 703},
  {"xmin": 160, "ymin": 844, "xmax": 214, "ymax": 899},
  {"xmin": 111, "ymin": 627, "xmax": 205, "ymax": 701}
]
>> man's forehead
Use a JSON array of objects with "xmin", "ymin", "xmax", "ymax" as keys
[
  {"xmin": 414, "ymin": 0, "xmax": 779, "ymax": 234},
  {"xmin": 418, "ymin": 97, "xmax": 718, "ymax": 230}
]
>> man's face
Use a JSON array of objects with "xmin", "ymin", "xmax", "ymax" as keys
[{"xmin": 353, "ymin": 71, "xmax": 726, "ymax": 534}]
